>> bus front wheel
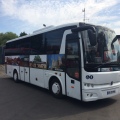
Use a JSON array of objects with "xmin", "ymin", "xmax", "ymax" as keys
[{"xmin": 50, "ymin": 79, "xmax": 62, "ymax": 98}]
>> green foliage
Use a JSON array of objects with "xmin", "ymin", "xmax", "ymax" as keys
[
  {"xmin": 19, "ymin": 32, "xmax": 27, "ymax": 37},
  {"xmin": 34, "ymin": 55, "xmax": 41, "ymax": 62},
  {"xmin": 0, "ymin": 32, "xmax": 18, "ymax": 46}
]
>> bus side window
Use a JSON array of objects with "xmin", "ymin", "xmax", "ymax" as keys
[{"xmin": 45, "ymin": 29, "xmax": 63, "ymax": 54}]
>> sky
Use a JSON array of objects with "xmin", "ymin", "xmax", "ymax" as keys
[{"xmin": 0, "ymin": 0, "xmax": 120, "ymax": 35}]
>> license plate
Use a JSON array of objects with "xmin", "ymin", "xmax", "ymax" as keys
[{"xmin": 107, "ymin": 90, "xmax": 116, "ymax": 95}]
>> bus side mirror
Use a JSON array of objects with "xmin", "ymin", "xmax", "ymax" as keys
[
  {"xmin": 88, "ymin": 29, "xmax": 96, "ymax": 46},
  {"xmin": 71, "ymin": 26, "xmax": 97, "ymax": 46}
]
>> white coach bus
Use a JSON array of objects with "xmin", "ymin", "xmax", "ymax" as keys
[{"xmin": 5, "ymin": 22, "xmax": 120, "ymax": 101}]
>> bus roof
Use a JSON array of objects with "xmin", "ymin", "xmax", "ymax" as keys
[
  {"xmin": 6, "ymin": 22, "xmax": 114, "ymax": 43},
  {"xmin": 6, "ymin": 22, "xmax": 80, "ymax": 43}
]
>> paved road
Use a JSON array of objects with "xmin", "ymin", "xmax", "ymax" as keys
[{"xmin": 0, "ymin": 70, "xmax": 120, "ymax": 120}]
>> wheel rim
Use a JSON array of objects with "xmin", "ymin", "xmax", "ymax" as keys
[
  {"xmin": 52, "ymin": 82, "xmax": 60, "ymax": 94},
  {"xmin": 14, "ymin": 73, "xmax": 17, "ymax": 81}
]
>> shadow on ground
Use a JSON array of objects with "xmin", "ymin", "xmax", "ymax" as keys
[{"xmin": 0, "ymin": 77, "xmax": 117, "ymax": 120}]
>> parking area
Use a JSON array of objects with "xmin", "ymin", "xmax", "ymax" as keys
[
  {"xmin": 0, "ymin": 65, "xmax": 5, "ymax": 75},
  {"xmin": 0, "ymin": 66, "xmax": 120, "ymax": 120}
]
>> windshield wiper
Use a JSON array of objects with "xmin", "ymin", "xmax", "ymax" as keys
[
  {"xmin": 85, "ymin": 61, "xmax": 119, "ymax": 70},
  {"xmin": 94, "ymin": 61, "xmax": 118, "ymax": 69}
]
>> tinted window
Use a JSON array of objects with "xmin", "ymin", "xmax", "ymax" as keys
[
  {"xmin": 30, "ymin": 34, "xmax": 44, "ymax": 54},
  {"xmin": 5, "ymin": 38, "xmax": 31, "ymax": 55},
  {"xmin": 45, "ymin": 29, "xmax": 63, "ymax": 54},
  {"xmin": 5, "ymin": 25, "xmax": 77, "ymax": 55},
  {"xmin": 45, "ymin": 26, "xmax": 77, "ymax": 54}
]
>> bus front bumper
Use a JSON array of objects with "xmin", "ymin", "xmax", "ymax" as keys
[{"xmin": 82, "ymin": 86, "xmax": 120, "ymax": 102}]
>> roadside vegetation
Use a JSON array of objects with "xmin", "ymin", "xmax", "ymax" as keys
[{"xmin": 0, "ymin": 31, "xmax": 27, "ymax": 46}]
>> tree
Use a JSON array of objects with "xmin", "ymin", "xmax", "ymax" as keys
[
  {"xmin": 19, "ymin": 32, "xmax": 27, "ymax": 37},
  {"xmin": 34, "ymin": 55, "xmax": 41, "ymax": 62},
  {"xmin": 0, "ymin": 32, "xmax": 18, "ymax": 46}
]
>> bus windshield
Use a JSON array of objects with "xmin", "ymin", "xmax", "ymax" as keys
[{"xmin": 83, "ymin": 26, "xmax": 120, "ymax": 71}]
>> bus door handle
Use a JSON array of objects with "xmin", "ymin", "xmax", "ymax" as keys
[
  {"xmin": 71, "ymin": 80, "xmax": 75, "ymax": 84},
  {"xmin": 21, "ymin": 71, "xmax": 23, "ymax": 72},
  {"xmin": 25, "ymin": 72, "xmax": 28, "ymax": 74}
]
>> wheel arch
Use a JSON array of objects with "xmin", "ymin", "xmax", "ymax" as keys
[
  {"xmin": 13, "ymin": 68, "xmax": 19, "ymax": 79},
  {"xmin": 13, "ymin": 68, "xmax": 18, "ymax": 74},
  {"xmin": 13, "ymin": 68, "xmax": 19, "ymax": 82}
]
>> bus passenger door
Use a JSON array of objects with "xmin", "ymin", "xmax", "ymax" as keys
[
  {"xmin": 20, "ymin": 56, "xmax": 29, "ymax": 82},
  {"xmin": 65, "ymin": 33, "xmax": 81, "ymax": 100},
  {"xmin": 20, "ymin": 66, "xmax": 24, "ymax": 81},
  {"xmin": 24, "ymin": 67, "xmax": 29, "ymax": 83}
]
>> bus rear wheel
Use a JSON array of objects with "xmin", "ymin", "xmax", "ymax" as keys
[
  {"xmin": 13, "ymin": 71, "xmax": 19, "ymax": 83},
  {"xmin": 50, "ymin": 79, "xmax": 62, "ymax": 98}
]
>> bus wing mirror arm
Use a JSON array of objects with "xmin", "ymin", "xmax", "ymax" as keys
[
  {"xmin": 71, "ymin": 26, "xmax": 96, "ymax": 33},
  {"xmin": 71, "ymin": 26, "xmax": 97, "ymax": 46}
]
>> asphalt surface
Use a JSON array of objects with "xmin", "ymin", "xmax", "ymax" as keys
[{"xmin": 0, "ymin": 67, "xmax": 120, "ymax": 120}]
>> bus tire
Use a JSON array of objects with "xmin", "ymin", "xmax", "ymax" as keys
[
  {"xmin": 50, "ymin": 79, "xmax": 62, "ymax": 98},
  {"xmin": 13, "ymin": 71, "xmax": 19, "ymax": 83}
]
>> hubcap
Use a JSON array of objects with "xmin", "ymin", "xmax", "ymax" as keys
[
  {"xmin": 14, "ymin": 73, "xmax": 17, "ymax": 81},
  {"xmin": 52, "ymin": 82, "xmax": 60, "ymax": 94}
]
